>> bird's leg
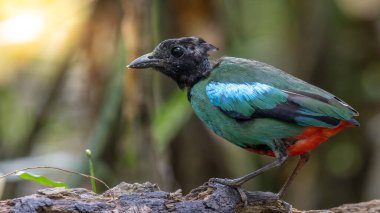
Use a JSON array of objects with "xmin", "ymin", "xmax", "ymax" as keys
[
  {"xmin": 210, "ymin": 140, "xmax": 288, "ymax": 203},
  {"xmin": 210, "ymin": 140, "xmax": 288, "ymax": 187},
  {"xmin": 277, "ymin": 152, "xmax": 310, "ymax": 198},
  {"xmin": 210, "ymin": 153, "xmax": 288, "ymax": 186}
]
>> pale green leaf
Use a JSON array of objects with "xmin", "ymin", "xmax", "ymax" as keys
[{"xmin": 16, "ymin": 171, "xmax": 69, "ymax": 188}]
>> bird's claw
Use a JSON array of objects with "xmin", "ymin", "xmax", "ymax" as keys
[{"xmin": 236, "ymin": 187, "xmax": 248, "ymax": 207}]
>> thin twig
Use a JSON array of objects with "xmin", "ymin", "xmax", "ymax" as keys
[{"xmin": 0, "ymin": 166, "xmax": 110, "ymax": 191}]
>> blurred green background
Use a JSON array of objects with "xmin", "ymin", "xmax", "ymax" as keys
[{"xmin": 0, "ymin": 0, "xmax": 379, "ymax": 210}]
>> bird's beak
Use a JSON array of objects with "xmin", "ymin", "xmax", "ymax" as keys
[{"xmin": 127, "ymin": 53, "xmax": 160, "ymax": 69}]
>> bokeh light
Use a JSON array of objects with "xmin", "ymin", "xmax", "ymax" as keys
[{"xmin": 0, "ymin": 11, "xmax": 45, "ymax": 44}]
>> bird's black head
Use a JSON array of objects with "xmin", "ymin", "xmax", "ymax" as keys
[{"xmin": 128, "ymin": 36, "xmax": 218, "ymax": 89}]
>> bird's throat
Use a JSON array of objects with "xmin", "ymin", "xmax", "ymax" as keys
[{"xmin": 171, "ymin": 58, "xmax": 214, "ymax": 90}]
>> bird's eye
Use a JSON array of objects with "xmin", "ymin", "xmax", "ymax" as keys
[{"xmin": 171, "ymin": 46, "xmax": 184, "ymax": 58}]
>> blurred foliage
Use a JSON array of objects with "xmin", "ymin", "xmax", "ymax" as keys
[
  {"xmin": 152, "ymin": 91, "xmax": 191, "ymax": 152},
  {"xmin": 0, "ymin": 0, "xmax": 379, "ymax": 210}
]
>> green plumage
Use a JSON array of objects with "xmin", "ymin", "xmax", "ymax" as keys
[
  {"xmin": 191, "ymin": 80, "xmax": 301, "ymax": 149},
  {"xmin": 190, "ymin": 57, "xmax": 357, "ymax": 149}
]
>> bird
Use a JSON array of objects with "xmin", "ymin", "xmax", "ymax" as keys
[{"xmin": 127, "ymin": 36, "xmax": 359, "ymax": 200}]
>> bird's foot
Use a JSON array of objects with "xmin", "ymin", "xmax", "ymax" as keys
[{"xmin": 209, "ymin": 178, "xmax": 248, "ymax": 207}]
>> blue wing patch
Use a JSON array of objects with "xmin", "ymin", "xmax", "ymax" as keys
[
  {"xmin": 206, "ymin": 82, "xmax": 288, "ymax": 117},
  {"xmin": 205, "ymin": 81, "xmax": 357, "ymax": 127}
]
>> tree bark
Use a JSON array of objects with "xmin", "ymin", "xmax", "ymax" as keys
[{"xmin": 0, "ymin": 181, "xmax": 378, "ymax": 213}]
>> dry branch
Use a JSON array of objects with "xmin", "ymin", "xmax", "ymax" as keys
[{"xmin": 0, "ymin": 182, "xmax": 378, "ymax": 213}]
